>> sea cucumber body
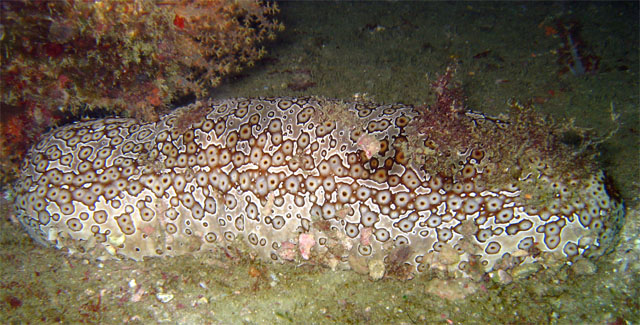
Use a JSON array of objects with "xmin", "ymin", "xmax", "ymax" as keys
[{"xmin": 13, "ymin": 97, "xmax": 623, "ymax": 277}]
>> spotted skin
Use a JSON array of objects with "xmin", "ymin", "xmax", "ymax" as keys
[{"xmin": 13, "ymin": 97, "xmax": 623, "ymax": 276}]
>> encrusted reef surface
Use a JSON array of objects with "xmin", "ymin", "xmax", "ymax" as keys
[{"xmin": 13, "ymin": 97, "xmax": 624, "ymax": 279}]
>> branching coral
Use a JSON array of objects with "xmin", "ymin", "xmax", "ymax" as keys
[{"xmin": 0, "ymin": 0, "xmax": 284, "ymax": 186}]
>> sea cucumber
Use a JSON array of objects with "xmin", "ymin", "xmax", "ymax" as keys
[{"xmin": 13, "ymin": 97, "xmax": 623, "ymax": 278}]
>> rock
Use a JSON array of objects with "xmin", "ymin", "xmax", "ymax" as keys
[
  {"xmin": 368, "ymin": 258, "xmax": 385, "ymax": 281},
  {"xmin": 348, "ymin": 253, "xmax": 369, "ymax": 275},
  {"xmin": 511, "ymin": 262, "xmax": 543, "ymax": 280},
  {"xmin": 489, "ymin": 269, "xmax": 513, "ymax": 285},
  {"xmin": 571, "ymin": 259, "xmax": 597, "ymax": 276},
  {"xmin": 424, "ymin": 278, "xmax": 479, "ymax": 300},
  {"xmin": 156, "ymin": 293, "xmax": 174, "ymax": 303},
  {"xmin": 298, "ymin": 233, "xmax": 316, "ymax": 260}
]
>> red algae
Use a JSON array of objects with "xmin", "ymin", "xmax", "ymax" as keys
[{"xmin": 4, "ymin": 295, "xmax": 22, "ymax": 309}]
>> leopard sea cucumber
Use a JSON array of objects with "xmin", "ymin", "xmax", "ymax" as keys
[{"xmin": 13, "ymin": 97, "xmax": 624, "ymax": 278}]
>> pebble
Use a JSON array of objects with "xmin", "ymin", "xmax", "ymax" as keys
[
  {"xmin": 348, "ymin": 253, "xmax": 369, "ymax": 275},
  {"xmin": 156, "ymin": 293, "xmax": 174, "ymax": 303},
  {"xmin": 489, "ymin": 269, "xmax": 513, "ymax": 285},
  {"xmin": 424, "ymin": 278, "xmax": 478, "ymax": 300},
  {"xmin": 511, "ymin": 262, "xmax": 542, "ymax": 280},
  {"xmin": 571, "ymin": 259, "xmax": 597, "ymax": 275},
  {"xmin": 368, "ymin": 258, "xmax": 385, "ymax": 281},
  {"xmin": 196, "ymin": 296, "xmax": 208, "ymax": 305}
]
